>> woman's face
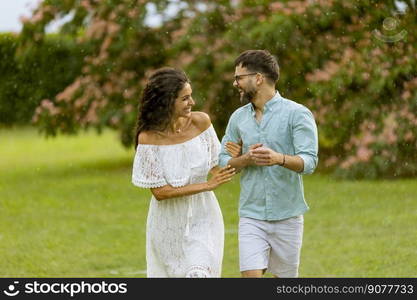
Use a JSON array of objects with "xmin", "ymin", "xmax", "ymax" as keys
[{"xmin": 173, "ymin": 82, "xmax": 195, "ymax": 118}]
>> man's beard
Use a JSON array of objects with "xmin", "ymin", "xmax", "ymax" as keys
[{"xmin": 240, "ymin": 89, "xmax": 256, "ymax": 105}]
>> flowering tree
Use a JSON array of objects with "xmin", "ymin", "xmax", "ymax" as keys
[
  {"xmin": 176, "ymin": 0, "xmax": 417, "ymax": 178},
  {"xmin": 20, "ymin": 0, "xmax": 190, "ymax": 145},
  {"xmin": 19, "ymin": 0, "xmax": 417, "ymax": 178}
]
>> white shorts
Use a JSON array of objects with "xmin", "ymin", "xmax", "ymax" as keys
[{"xmin": 239, "ymin": 215, "xmax": 304, "ymax": 277}]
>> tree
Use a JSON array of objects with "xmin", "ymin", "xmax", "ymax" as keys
[
  {"xmin": 19, "ymin": 0, "xmax": 417, "ymax": 178},
  {"xmin": 20, "ymin": 0, "xmax": 185, "ymax": 144}
]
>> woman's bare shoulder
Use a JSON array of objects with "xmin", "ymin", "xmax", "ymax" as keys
[
  {"xmin": 138, "ymin": 131, "xmax": 160, "ymax": 145},
  {"xmin": 191, "ymin": 111, "xmax": 212, "ymax": 132}
]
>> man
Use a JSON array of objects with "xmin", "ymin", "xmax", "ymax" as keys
[{"xmin": 219, "ymin": 50, "xmax": 318, "ymax": 278}]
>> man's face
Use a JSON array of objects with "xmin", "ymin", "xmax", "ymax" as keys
[{"xmin": 233, "ymin": 64, "xmax": 258, "ymax": 105}]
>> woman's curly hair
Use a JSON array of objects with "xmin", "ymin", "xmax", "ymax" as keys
[{"xmin": 134, "ymin": 67, "xmax": 190, "ymax": 148}]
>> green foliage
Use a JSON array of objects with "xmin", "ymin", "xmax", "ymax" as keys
[
  {"xmin": 16, "ymin": 0, "xmax": 417, "ymax": 178},
  {"xmin": 180, "ymin": 0, "xmax": 417, "ymax": 179},
  {"xmin": 0, "ymin": 33, "xmax": 85, "ymax": 125}
]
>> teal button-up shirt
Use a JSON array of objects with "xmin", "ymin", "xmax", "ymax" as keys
[{"xmin": 219, "ymin": 91, "xmax": 318, "ymax": 221}]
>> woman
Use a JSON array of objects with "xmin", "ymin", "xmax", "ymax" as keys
[{"xmin": 131, "ymin": 67, "xmax": 237, "ymax": 277}]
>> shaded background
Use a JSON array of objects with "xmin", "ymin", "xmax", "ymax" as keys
[
  {"xmin": 1, "ymin": 0, "xmax": 416, "ymax": 277},
  {"xmin": 1, "ymin": 0, "xmax": 417, "ymax": 179}
]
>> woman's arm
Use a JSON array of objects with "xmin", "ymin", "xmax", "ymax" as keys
[
  {"xmin": 151, "ymin": 165, "xmax": 235, "ymax": 200},
  {"xmin": 151, "ymin": 182, "xmax": 210, "ymax": 201}
]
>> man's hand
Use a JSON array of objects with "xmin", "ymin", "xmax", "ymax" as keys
[
  {"xmin": 225, "ymin": 143, "xmax": 263, "ymax": 172},
  {"xmin": 244, "ymin": 143, "xmax": 264, "ymax": 166},
  {"xmin": 249, "ymin": 146, "xmax": 284, "ymax": 166}
]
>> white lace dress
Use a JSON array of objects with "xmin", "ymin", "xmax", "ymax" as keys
[{"xmin": 131, "ymin": 125, "xmax": 224, "ymax": 277}]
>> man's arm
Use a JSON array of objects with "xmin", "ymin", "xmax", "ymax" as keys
[
  {"xmin": 292, "ymin": 106, "xmax": 318, "ymax": 174},
  {"xmin": 248, "ymin": 106, "xmax": 318, "ymax": 174},
  {"xmin": 227, "ymin": 143, "xmax": 262, "ymax": 172},
  {"xmin": 219, "ymin": 111, "xmax": 264, "ymax": 172},
  {"xmin": 249, "ymin": 147, "xmax": 304, "ymax": 172}
]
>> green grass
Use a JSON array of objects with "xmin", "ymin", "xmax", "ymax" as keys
[{"xmin": 1, "ymin": 127, "xmax": 416, "ymax": 277}]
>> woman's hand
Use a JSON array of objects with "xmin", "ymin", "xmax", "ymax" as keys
[
  {"xmin": 207, "ymin": 165, "xmax": 236, "ymax": 190},
  {"xmin": 225, "ymin": 140, "xmax": 242, "ymax": 158}
]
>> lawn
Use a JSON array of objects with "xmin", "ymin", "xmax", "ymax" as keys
[{"xmin": 0, "ymin": 127, "xmax": 416, "ymax": 277}]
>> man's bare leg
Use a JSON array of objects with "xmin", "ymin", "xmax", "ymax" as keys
[{"xmin": 241, "ymin": 269, "xmax": 264, "ymax": 278}]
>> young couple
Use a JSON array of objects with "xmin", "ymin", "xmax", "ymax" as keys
[{"xmin": 131, "ymin": 50, "xmax": 318, "ymax": 278}]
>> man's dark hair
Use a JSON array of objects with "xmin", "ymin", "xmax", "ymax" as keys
[{"xmin": 234, "ymin": 50, "xmax": 279, "ymax": 84}]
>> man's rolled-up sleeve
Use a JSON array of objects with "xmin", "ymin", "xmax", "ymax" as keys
[
  {"xmin": 219, "ymin": 113, "xmax": 240, "ymax": 167},
  {"xmin": 292, "ymin": 106, "xmax": 319, "ymax": 175}
]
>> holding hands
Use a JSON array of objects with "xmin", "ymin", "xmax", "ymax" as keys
[
  {"xmin": 226, "ymin": 141, "xmax": 284, "ymax": 167},
  {"xmin": 249, "ymin": 146, "xmax": 284, "ymax": 166}
]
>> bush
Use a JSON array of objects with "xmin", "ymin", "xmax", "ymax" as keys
[
  {"xmin": 179, "ymin": 0, "xmax": 417, "ymax": 179},
  {"xmin": 0, "ymin": 33, "xmax": 85, "ymax": 125}
]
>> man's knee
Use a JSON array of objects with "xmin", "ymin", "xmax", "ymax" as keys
[{"xmin": 241, "ymin": 269, "xmax": 265, "ymax": 278}]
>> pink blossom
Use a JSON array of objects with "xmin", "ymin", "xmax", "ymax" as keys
[
  {"xmin": 306, "ymin": 61, "xmax": 340, "ymax": 82},
  {"xmin": 80, "ymin": 0, "xmax": 92, "ymax": 10},
  {"xmin": 361, "ymin": 132, "xmax": 375, "ymax": 145},
  {"xmin": 381, "ymin": 70, "xmax": 390, "ymax": 78},
  {"xmin": 123, "ymin": 104, "xmax": 134, "ymax": 113},
  {"xmin": 107, "ymin": 22, "xmax": 120, "ymax": 35},
  {"xmin": 74, "ymin": 96, "xmax": 88, "ymax": 109},
  {"xmin": 404, "ymin": 131, "xmax": 414, "ymax": 141},
  {"xmin": 381, "ymin": 150, "xmax": 390, "ymax": 157},
  {"xmin": 56, "ymin": 79, "xmax": 81, "ymax": 102},
  {"xmin": 324, "ymin": 156, "xmax": 338, "ymax": 167},
  {"xmin": 341, "ymin": 156, "xmax": 356, "ymax": 169},
  {"xmin": 401, "ymin": 90, "xmax": 411, "ymax": 100},
  {"xmin": 270, "ymin": 2, "xmax": 284, "ymax": 11},
  {"xmin": 357, "ymin": 146, "xmax": 373, "ymax": 162},
  {"xmin": 123, "ymin": 89, "xmax": 136, "ymax": 99},
  {"xmin": 83, "ymin": 101, "xmax": 99, "ymax": 124},
  {"xmin": 362, "ymin": 72, "xmax": 370, "ymax": 81},
  {"xmin": 40, "ymin": 99, "xmax": 60, "ymax": 115}
]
